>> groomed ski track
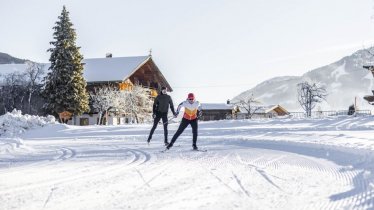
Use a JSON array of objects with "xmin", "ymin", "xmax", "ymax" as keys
[{"xmin": 1, "ymin": 117, "xmax": 374, "ymax": 210}]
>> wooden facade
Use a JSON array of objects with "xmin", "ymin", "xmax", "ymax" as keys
[{"xmin": 128, "ymin": 57, "xmax": 172, "ymax": 91}]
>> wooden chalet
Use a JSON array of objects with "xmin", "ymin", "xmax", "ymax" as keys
[
  {"xmin": 84, "ymin": 55, "xmax": 172, "ymax": 97},
  {"xmin": 200, "ymin": 103, "xmax": 234, "ymax": 121},
  {"xmin": 235, "ymin": 104, "xmax": 289, "ymax": 119}
]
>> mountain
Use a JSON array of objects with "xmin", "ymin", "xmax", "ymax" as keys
[
  {"xmin": 0, "ymin": 52, "xmax": 28, "ymax": 64},
  {"xmin": 233, "ymin": 48, "xmax": 374, "ymax": 111}
]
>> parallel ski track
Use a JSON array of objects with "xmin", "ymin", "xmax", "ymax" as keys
[
  {"xmin": 0, "ymin": 146, "xmax": 153, "ymax": 195},
  {"xmin": 1, "ymin": 132, "xmax": 374, "ymax": 209},
  {"xmin": 171, "ymin": 145, "xmax": 374, "ymax": 209}
]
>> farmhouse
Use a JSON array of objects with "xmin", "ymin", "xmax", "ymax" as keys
[
  {"xmin": 84, "ymin": 55, "xmax": 171, "ymax": 93},
  {"xmin": 0, "ymin": 55, "xmax": 172, "ymax": 125}
]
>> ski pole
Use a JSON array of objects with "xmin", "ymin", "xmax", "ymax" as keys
[{"xmin": 163, "ymin": 116, "xmax": 176, "ymax": 125}]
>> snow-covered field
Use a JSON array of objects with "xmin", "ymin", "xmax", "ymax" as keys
[{"xmin": 1, "ymin": 113, "xmax": 374, "ymax": 210}]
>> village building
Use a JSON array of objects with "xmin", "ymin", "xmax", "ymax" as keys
[
  {"xmin": 200, "ymin": 103, "xmax": 234, "ymax": 121},
  {"xmin": 235, "ymin": 104, "xmax": 290, "ymax": 119}
]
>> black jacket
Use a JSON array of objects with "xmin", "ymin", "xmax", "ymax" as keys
[{"xmin": 153, "ymin": 94, "xmax": 176, "ymax": 114}]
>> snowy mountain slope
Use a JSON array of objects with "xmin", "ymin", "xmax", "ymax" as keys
[
  {"xmin": 0, "ymin": 52, "xmax": 28, "ymax": 64},
  {"xmin": 1, "ymin": 116, "xmax": 374, "ymax": 209},
  {"xmin": 233, "ymin": 48, "xmax": 374, "ymax": 111}
]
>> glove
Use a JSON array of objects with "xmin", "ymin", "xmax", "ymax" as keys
[
  {"xmin": 152, "ymin": 113, "xmax": 156, "ymax": 119},
  {"xmin": 198, "ymin": 111, "xmax": 203, "ymax": 118}
]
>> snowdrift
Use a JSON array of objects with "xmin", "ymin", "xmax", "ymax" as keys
[{"xmin": 0, "ymin": 110, "xmax": 56, "ymax": 153}]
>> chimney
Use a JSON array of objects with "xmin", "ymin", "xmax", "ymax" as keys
[
  {"xmin": 106, "ymin": 53, "xmax": 112, "ymax": 58},
  {"xmin": 227, "ymin": 99, "xmax": 230, "ymax": 104}
]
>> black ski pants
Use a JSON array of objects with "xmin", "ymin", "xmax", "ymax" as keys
[
  {"xmin": 148, "ymin": 112, "xmax": 169, "ymax": 142},
  {"xmin": 168, "ymin": 118, "xmax": 198, "ymax": 148}
]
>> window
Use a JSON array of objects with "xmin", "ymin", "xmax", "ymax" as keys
[{"xmin": 80, "ymin": 118, "xmax": 89, "ymax": 126}]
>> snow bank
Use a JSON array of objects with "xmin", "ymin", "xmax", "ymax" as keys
[{"xmin": 0, "ymin": 110, "xmax": 56, "ymax": 153}]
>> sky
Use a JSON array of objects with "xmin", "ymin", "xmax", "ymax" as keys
[{"xmin": 1, "ymin": 0, "xmax": 374, "ymax": 103}]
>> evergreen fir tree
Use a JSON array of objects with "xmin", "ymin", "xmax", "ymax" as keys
[{"xmin": 43, "ymin": 6, "xmax": 89, "ymax": 116}]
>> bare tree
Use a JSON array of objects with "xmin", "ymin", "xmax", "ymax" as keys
[
  {"xmin": 90, "ymin": 85, "xmax": 153, "ymax": 125},
  {"xmin": 234, "ymin": 93, "xmax": 262, "ymax": 119},
  {"xmin": 1, "ymin": 72, "xmax": 26, "ymax": 113},
  {"xmin": 125, "ymin": 86, "xmax": 152, "ymax": 123},
  {"xmin": 89, "ymin": 86, "xmax": 117, "ymax": 125},
  {"xmin": 25, "ymin": 62, "xmax": 45, "ymax": 114},
  {"xmin": 297, "ymin": 81, "xmax": 327, "ymax": 117},
  {"xmin": 113, "ymin": 85, "xmax": 152, "ymax": 123}
]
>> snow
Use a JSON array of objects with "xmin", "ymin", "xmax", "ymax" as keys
[
  {"xmin": 0, "ymin": 110, "xmax": 56, "ymax": 154},
  {"xmin": 1, "ymin": 113, "xmax": 374, "ymax": 209},
  {"xmin": 258, "ymin": 92, "xmax": 274, "ymax": 99},
  {"xmin": 275, "ymin": 84, "xmax": 288, "ymax": 92},
  {"xmin": 331, "ymin": 62, "xmax": 348, "ymax": 80}
]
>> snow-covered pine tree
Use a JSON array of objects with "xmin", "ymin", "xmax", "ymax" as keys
[{"xmin": 43, "ymin": 6, "xmax": 89, "ymax": 116}]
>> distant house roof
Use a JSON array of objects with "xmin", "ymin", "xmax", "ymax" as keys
[{"xmin": 201, "ymin": 103, "xmax": 234, "ymax": 110}]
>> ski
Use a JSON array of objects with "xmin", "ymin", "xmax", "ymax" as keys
[
  {"xmin": 193, "ymin": 149, "xmax": 207, "ymax": 152},
  {"xmin": 160, "ymin": 148, "xmax": 169, "ymax": 153}
]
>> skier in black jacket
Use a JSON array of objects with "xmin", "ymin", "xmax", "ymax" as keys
[{"xmin": 147, "ymin": 87, "xmax": 176, "ymax": 145}]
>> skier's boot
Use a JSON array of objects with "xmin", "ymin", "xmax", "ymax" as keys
[
  {"xmin": 164, "ymin": 140, "xmax": 169, "ymax": 146},
  {"xmin": 147, "ymin": 138, "xmax": 151, "ymax": 145},
  {"xmin": 192, "ymin": 145, "xmax": 198, "ymax": 151}
]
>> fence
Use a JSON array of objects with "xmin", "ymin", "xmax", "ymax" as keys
[
  {"xmin": 288, "ymin": 110, "xmax": 372, "ymax": 118},
  {"xmin": 225, "ymin": 110, "xmax": 372, "ymax": 120}
]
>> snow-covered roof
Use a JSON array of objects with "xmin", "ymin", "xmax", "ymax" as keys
[
  {"xmin": 0, "ymin": 56, "xmax": 151, "ymax": 83},
  {"xmin": 83, "ymin": 56, "xmax": 150, "ymax": 82},
  {"xmin": 201, "ymin": 103, "xmax": 234, "ymax": 110},
  {"xmin": 237, "ymin": 104, "xmax": 289, "ymax": 114}
]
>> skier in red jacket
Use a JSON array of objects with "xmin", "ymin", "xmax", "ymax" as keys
[{"xmin": 166, "ymin": 93, "xmax": 202, "ymax": 150}]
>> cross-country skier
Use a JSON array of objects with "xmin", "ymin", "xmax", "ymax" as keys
[
  {"xmin": 166, "ymin": 93, "xmax": 202, "ymax": 150},
  {"xmin": 147, "ymin": 87, "xmax": 176, "ymax": 145}
]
